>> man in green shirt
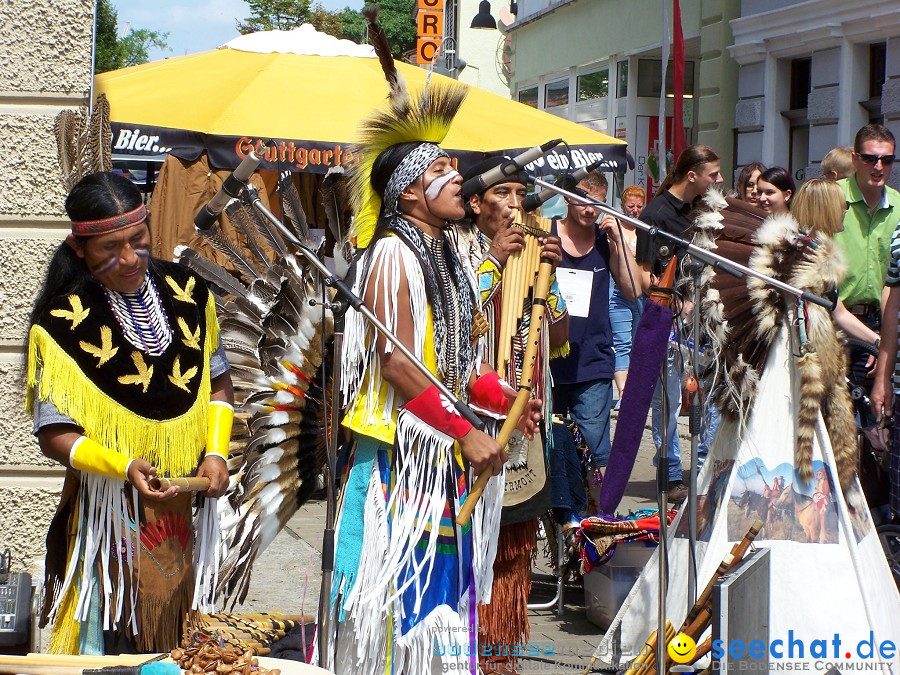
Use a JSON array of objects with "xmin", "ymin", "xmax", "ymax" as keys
[{"xmin": 834, "ymin": 123, "xmax": 899, "ymax": 426}]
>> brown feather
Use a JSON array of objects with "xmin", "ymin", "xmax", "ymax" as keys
[{"xmin": 363, "ymin": 5, "xmax": 408, "ymax": 110}]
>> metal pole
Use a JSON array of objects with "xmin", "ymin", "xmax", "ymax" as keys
[
  {"xmin": 687, "ymin": 265, "xmax": 702, "ymax": 606},
  {"xmin": 315, "ymin": 286, "xmax": 343, "ymax": 672},
  {"xmin": 89, "ymin": 0, "xmax": 99, "ymax": 113},
  {"xmin": 530, "ymin": 178, "xmax": 834, "ymax": 310},
  {"xmin": 657, "ymin": 355, "xmax": 670, "ymax": 675}
]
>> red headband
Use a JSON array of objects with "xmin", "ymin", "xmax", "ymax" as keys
[{"xmin": 70, "ymin": 203, "xmax": 148, "ymax": 236}]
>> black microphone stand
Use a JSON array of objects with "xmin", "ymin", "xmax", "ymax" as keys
[
  {"xmin": 531, "ymin": 177, "xmax": 834, "ymax": 672},
  {"xmin": 237, "ymin": 185, "xmax": 486, "ymax": 672}
]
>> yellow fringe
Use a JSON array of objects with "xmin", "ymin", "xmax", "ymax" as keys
[
  {"xmin": 549, "ymin": 340, "xmax": 571, "ymax": 361},
  {"xmin": 26, "ymin": 294, "xmax": 220, "ymax": 477},
  {"xmin": 48, "ymin": 583, "xmax": 80, "ymax": 654}
]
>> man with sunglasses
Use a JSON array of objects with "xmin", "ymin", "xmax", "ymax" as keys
[{"xmin": 834, "ymin": 124, "xmax": 900, "ymax": 429}]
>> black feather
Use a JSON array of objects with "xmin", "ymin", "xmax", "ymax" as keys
[
  {"xmin": 226, "ymin": 201, "xmax": 272, "ymax": 270},
  {"xmin": 201, "ymin": 227, "xmax": 262, "ymax": 282},
  {"xmin": 175, "ymin": 246, "xmax": 249, "ymax": 299},
  {"xmin": 277, "ymin": 171, "xmax": 310, "ymax": 243}
]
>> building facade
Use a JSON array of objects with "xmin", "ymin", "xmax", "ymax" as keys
[
  {"xmin": 730, "ymin": 0, "xmax": 900, "ymax": 189},
  {"xmin": 504, "ymin": 0, "xmax": 740, "ymax": 194},
  {"xmin": 0, "ymin": 1, "xmax": 94, "ymax": 574},
  {"xmin": 456, "ymin": 0, "xmax": 515, "ymax": 98}
]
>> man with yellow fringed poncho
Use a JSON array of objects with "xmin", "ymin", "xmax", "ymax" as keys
[
  {"xmin": 322, "ymin": 9, "xmax": 543, "ymax": 674},
  {"xmin": 26, "ymin": 172, "xmax": 233, "ymax": 655}
]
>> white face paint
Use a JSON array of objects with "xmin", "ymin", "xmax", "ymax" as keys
[{"xmin": 424, "ymin": 169, "xmax": 460, "ymax": 200}]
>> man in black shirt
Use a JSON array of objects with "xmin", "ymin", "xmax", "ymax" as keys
[{"xmin": 634, "ymin": 144, "xmax": 723, "ymax": 501}]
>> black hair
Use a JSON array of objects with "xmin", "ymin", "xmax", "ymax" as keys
[
  {"xmin": 758, "ymin": 166, "xmax": 795, "ymax": 206},
  {"xmin": 370, "ymin": 142, "xmax": 426, "ymax": 199},
  {"xmin": 368, "ymin": 142, "xmax": 428, "ymax": 246},
  {"xmin": 461, "ymin": 154, "xmax": 529, "ymax": 220},
  {"xmin": 28, "ymin": 172, "xmax": 148, "ymax": 329},
  {"xmin": 736, "ymin": 161, "xmax": 766, "ymax": 200}
]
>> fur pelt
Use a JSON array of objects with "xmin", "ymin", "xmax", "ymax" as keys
[{"xmin": 690, "ymin": 196, "xmax": 857, "ymax": 490}]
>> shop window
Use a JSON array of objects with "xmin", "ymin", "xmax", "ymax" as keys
[
  {"xmin": 518, "ymin": 86, "xmax": 538, "ymax": 108},
  {"xmin": 869, "ymin": 42, "xmax": 886, "ymax": 100},
  {"xmin": 789, "ymin": 58, "xmax": 811, "ymax": 111},
  {"xmin": 865, "ymin": 42, "xmax": 886, "ymax": 124},
  {"xmin": 577, "ymin": 69, "xmax": 608, "ymax": 101},
  {"xmin": 544, "ymin": 79, "xmax": 569, "ymax": 108},
  {"xmin": 636, "ymin": 59, "xmax": 695, "ymax": 98}
]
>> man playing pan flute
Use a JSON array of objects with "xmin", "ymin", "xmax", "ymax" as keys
[{"xmin": 455, "ymin": 156, "xmax": 569, "ymax": 673}]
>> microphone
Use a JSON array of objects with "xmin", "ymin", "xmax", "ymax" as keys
[
  {"xmin": 521, "ymin": 158, "xmax": 605, "ymax": 212},
  {"xmin": 461, "ymin": 139, "xmax": 563, "ymax": 198},
  {"xmin": 194, "ymin": 151, "xmax": 262, "ymax": 231}
]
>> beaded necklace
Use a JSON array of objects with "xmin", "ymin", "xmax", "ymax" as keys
[{"xmin": 104, "ymin": 274, "xmax": 173, "ymax": 356}]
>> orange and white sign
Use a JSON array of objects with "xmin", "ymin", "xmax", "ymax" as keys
[{"xmin": 415, "ymin": 0, "xmax": 444, "ymax": 64}]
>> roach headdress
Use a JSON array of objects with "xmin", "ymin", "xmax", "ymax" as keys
[{"xmin": 349, "ymin": 6, "xmax": 467, "ymax": 249}]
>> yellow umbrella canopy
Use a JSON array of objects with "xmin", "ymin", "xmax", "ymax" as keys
[{"xmin": 95, "ymin": 26, "xmax": 626, "ymax": 175}]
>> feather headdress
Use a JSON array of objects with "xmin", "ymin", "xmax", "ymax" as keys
[
  {"xmin": 686, "ymin": 194, "xmax": 856, "ymax": 490},
  {"xmin": 55, "ymin": 94, "xmax": 112, "ymax": 191},
  {"xmin": 349, "ymin": 6, "xmax": 467, "ymax": 249}
]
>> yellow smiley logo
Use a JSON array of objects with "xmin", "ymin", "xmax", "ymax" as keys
[{"xmin": 667, "ymin": 633, "xmax": 697, "ymax": 664}]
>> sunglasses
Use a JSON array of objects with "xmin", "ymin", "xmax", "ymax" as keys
[{"xmin": 857, "ymin": 153, "xmax": 896, "ymax": 165}]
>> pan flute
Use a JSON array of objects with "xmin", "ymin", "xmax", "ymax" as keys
[{"xmin": 495, "ymin": 210, "xmax": 552, "ymax": 376}]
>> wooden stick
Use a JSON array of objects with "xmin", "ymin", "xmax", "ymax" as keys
[
  {"xmin": 0, "ymin": 653, "xmax": 169, "ymax": 674},
  {"xmin": 692, "ymin": 635, "xmax": 713, "ymax": 663},
  {"xmin": 149, "ymin": 476, "xmax": 210, "ymax": 492},
  {"xmin": 203, "ymin": 612, "xmax": 313, "ymax": 624},
  {"xmin": 457, "ymin": 257, "xmax": 555, "ymax": 526},
  {"xmin": 681, "ymin": 518, "xmax": 762, "ymax": 631}
]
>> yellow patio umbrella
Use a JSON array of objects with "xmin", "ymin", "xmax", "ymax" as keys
[{"xmin": 94, "ymin": 25, "xmax": 626, "ymax": 175}]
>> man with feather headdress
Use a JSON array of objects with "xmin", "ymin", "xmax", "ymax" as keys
[
  {"xmin": 26, "ymin": 171, "xmax": 233, "ymax": 654},
  {"xmin": 323, "ymin": 9, "xmax": 540, "ymax": 674}
]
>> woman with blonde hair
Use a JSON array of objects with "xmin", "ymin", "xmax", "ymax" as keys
[{"xmin": 791, "ymin": 178, "xmax": 879, "ymax": 345}]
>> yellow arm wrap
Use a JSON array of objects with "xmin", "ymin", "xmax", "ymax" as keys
[
  {"xmin": 205, "ymin": 400, "xmax": 234, "ymax": 460},
  {"xmin": 69, "ymin": 436, "xmax": 132, "ymax": 481}
]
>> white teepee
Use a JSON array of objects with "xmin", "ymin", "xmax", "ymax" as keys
[{"xmin": 594, "ymin": 326, "xmax": 900, "ymax": 673}]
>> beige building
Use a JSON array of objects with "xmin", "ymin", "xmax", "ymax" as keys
[
  {"xmin": 0, "ymin": 0, "xmax": 94, "ymax": 575},
  {"xmin": 504, "ymin": 0, "xmax": 741, "ymax": 193}
]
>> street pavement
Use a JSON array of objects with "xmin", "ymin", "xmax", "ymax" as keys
[{"xmin": 232, "ymin": 413, "xmax": 694, "ymax": 673}]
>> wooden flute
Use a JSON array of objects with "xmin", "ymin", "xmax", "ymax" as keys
[
  {"xmin": 456, "ymin": 248, "xmax": 555, "ymax": 526},
  {"xmin": 148, "ymin": 476, "xmax": 211, "ymax": 492}
]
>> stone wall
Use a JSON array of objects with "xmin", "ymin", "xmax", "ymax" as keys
[{"xmin": 0, "ymin": 0, "xmax": 94, "ymax": 576}]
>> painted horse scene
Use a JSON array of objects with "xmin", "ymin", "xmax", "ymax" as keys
[{"xmin": 729, "ymin": 458, "xmax": 838, "ymax": 544}]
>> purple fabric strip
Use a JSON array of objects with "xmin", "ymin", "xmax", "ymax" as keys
[
  {"xmin": 469, "ymin": 565, "xmax": 477, "ymax": 674},
  {"xmin": 598, "ymin": 300, "xmax": 674, "ymax": 514}
]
